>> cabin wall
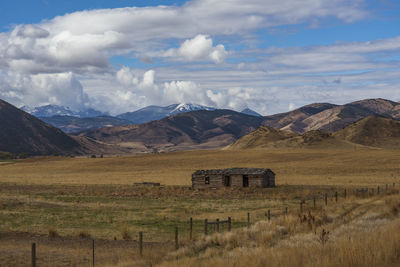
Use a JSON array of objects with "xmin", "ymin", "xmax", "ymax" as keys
[
  {"xmin": 192, "ymin": 171, "xmax": 276, "ymax": 189},
  {"xmin": 192, "ymin": 174, "xmax": 223, "ymax": 189}
]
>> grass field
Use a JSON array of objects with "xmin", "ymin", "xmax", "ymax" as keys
[
  {"xmin": 1, "ymin": 149, "xmax": 400, "ymax": 185},
  {"xmin": 0, "ymin": 148, "xmax": 400, "ymax": 266}
]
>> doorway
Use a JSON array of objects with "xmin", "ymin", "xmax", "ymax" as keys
[
  {"xmin": 242, "ymin": 175, "xmax": 249, "ymax": 187},
  {"xmin": 223, "ymin": 175, "xmax": 231, "ymax": 187}
]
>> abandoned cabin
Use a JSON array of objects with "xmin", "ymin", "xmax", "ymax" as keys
[{"xmin": 192, "ymin": 168, "xmax": 275, "ymax": 189}]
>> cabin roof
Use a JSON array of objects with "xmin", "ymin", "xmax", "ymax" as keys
[{"xmin": 193, "ymin": 168, "xmax": 274, "ymax": 176}]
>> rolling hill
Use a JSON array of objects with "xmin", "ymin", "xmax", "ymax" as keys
[
  {"xmin": 334, "ymin": 116, "xmax": 400, "ymax": 149},
  {"xmin": 79, "ymin": 109, "xmax": 264, "ymax": 152},
  {"xmin": 262, "ymin": 98, "xmax": 400, "ymax": 133},
  {"xmin": 227, "ymin": 127, "xmax": 362, "ymax": 150}
]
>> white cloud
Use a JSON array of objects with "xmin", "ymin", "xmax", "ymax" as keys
[
  {"xmin": 175, "ymin": 34, "xmax": 228, "ymax": 63},
  {"xmin": 163, "ymin": 80, "xmax": 215, "ymax": 106},
  {"xmin": 0, "ymin": 71, "xmax": 89, "ymax": 110}
]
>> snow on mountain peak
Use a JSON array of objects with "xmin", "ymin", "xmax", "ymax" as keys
[{"xmin": 169, "ymin": 103, "xmax": 215, "ymax": 115}]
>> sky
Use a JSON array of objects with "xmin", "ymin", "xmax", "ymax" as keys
[{"xmin": 0, "ymin": 0, "xmax": 400, "ymax": 115}]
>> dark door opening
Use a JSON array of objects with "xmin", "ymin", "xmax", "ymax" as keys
[
  {"xmin": 223, "ymin": 175, "xmax": 231, "ymax": 187},
  {"xmin": 243, "ymin": 175, "xmax": 249, "ymax": 187}
]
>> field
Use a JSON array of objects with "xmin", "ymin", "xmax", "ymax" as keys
[{"xmin": 0, "ymin": 149, "xmax": 400, "ymax": 266}]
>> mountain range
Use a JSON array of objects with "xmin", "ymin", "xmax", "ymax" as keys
[
  {"xmin": 1, "ymin": 98, "xmax": 400, "ymax": 155},
  {"xmin": 22, "ymin": 103, "xmax": 261, "ymax": 133},
  {"xmin": 22, "ymin": 105, "xmax": 107, "ymax": 118}
]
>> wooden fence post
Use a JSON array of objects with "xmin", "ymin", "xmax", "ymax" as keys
[
  {"xmin": 31, "ymin": 243, "xmax": 36, "ymax": 267},
  {"xmin": 300, "ymin": 201, "xmax": 303, "ymax": 213},
  {"xmin": 313, "ymin": 197, "xmax": 316, "ymax": 209},
  {"xmin": 325, "ymin": 193, "xmax": 328, "ymax": 206},
  {"xmin": 204, "ymin": 219, "xmax": 208, "ymax": 235},
  {"xmin": 247, "ymin": 212, "xmax": 250, "ymax": 228},
  {"xmin": 285, "ymin": 207, "xmax": 288, "ymax": 215},
  {"xmin": 344, "ymin": 189, "xmax": 347, "ymax": 199},
  {"xmin": 377, "ymin": 186, "xmax": 380, "ymax": 194},
  {"xmin": 92, "ymin": 239, "xmax": 95, "ymax": 267},
  {"xmin": 190, "ymin": 217, "xmax": 193, "ymax": 240},
  {"xmin": 267, "ymin": 209, "xmax": 271, "ymax": 222},
  {"xmin": 175, "ymin": 227, "xmax": 179, "ymax": 250},
  {"xmin": 216, "ymin": 219, "xmax": 220, "ymax": 232},
  {"xmin": 228, "ymin": 217, "xmax": 231, "ymax": 231},
  {"xmin": 335, "ymin": 191, "xmax": 338, "ymax": 203},
  {"xmin": 139, "ymin": 232, "xmax": 143, "ymax": 256}
]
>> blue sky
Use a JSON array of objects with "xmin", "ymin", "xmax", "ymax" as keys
[{"xmin": 0, "ymin": 0, "xmax": 399, "ymax": 115}]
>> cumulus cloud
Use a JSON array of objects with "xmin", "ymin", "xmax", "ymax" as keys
[
  {"xmin": 0, "ymin": 71, "xmax": 89, "ymax": 110},
  {"xmin": 176, "ymin": 34, "xmax": 228, "ymax": 63}
]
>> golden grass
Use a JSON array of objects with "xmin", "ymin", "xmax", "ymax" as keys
[
  {"xmin": 0, "ymin": 149, "xmax": 400, "ymax": 186},
  {"xmin": 1, "ymin": 148, "xmax": 399, "ymax": 266}
]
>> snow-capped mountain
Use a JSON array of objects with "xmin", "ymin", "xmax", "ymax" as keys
[
  {"xmin": 168, "ymin": 103, "xmax": 215, "ymax": 115},
  {"xmin": 117, "ymin": 103, "xmax": 216, "ymax": 124},
  {"xmin": 22, "ymin": 105, "xmax": 106, "ymax": 118},
  {"xmin": 241, "ymin": 108, "xmax": 262, "ymax": 117}
]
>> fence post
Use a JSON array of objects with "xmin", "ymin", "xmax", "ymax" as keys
[
  {"xmin": 300, "ymin": 200, "xmax": 303, "ymax": 213},
  {"xmin": 247, "ymin": 212, "xmax": 250, "ymax": 228},
  {"xmin": 313, "ymin": 197, "xmax": 316, "ymax": 209},
  {"xmin": 190, "ymin": 217, "xmax": 193, "ymax": 240},
  {"xmin": 325, "ymin": 193, "xmax": 328, "ymax": 206},
  {"xmin": 285, "ymin": 207, "xmax": 288, "ymax": 215},
  {"xmin": 216, "ymin": 219, "xmax": 220, "ymax": 232},
  {"xmin": 377, "ymin": 186, "xmax": 380, "ymax": 194},
  {"xmin": 175, "ymin": 227, "xmax": 179, "ymax": 250},
  {"xmin": 204, "ymin": 219, "xmax": 208, "ymax": 235},
  {"xmin": 139, "ymin": 232, "xmax": 143, "ymax": 256},
  {"xmin": 344, "ymin": 189, "xmax": 347, "ymax": 199},
  {"xmin": 92, "ymin": 239, "xmax": 95, "ymax": 267},
  {"xmin": 335, "ymin": 191, "xmax": 338, "ymax": 203},
  {"xmin": 31, "ymin": 243, "xmax": 36, "ymax": 267},
  {"xmin": 228, "ymin": 217, "xmax": 231, "ymax": 231},
  {"xmin": 386, "ymin": 184, "xmax": 388, "ymax": 192},
  {"xmin": 267, "ymin": 209, "xmax": 271, "ymax": 222}
]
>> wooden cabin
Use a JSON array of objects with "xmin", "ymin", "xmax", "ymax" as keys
[{"xmin": 191, "ymin": 168, "xmax": 275, "ymax": 189}]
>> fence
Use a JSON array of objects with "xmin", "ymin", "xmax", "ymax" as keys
[{"xmin": 27, "ymin": 183, "xmax": 398, "ymax": 267}]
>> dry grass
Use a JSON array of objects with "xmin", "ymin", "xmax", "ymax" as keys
[
  {"xmin": 0, "ymin": 148, "xmax": 399, "ymax": 266},
  {"xmin": 157, "ymin": 194, "xmax": 400, "ymax": 267},
  {"xmin": 0, "ymin": 149, "xmax": 399, "ymax": 186}
]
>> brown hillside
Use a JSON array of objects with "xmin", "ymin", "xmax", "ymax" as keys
[
  {"xmin": 262, "ymin": 98, "xmax": 400, "ymax": 134},
  {"xmin": 227, "ymin": 126, "xmax": 298, "ymax": 150},
  {"xmin": 0, "ymin": 99, "xmax": 83, "ymax": 155},
  {"xmin": 79, "ymin": 109, "xmax": 264, "ymax": 152},
  {"xmin": 227, "ymin": 126, "xmax": 363, "ymax": 150},
  {"xmin": 334, "ymin": 116, "xmax": 400, "ymax": 149}
]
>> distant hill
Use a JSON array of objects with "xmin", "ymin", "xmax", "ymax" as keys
[
  {"xmin": 40, "ymin": 115, "xmax": 132, "ymax": 133},
  {"xmin": 262, "ymin": 98, "xmax": 400, "ymax": 133},
  {"xmin": 79, "ymin": 109, "xmax": 263, "ymax": 152},
  {"xmin": 334, "ymin": 116, "xmax": 400, "ymax": 149}
]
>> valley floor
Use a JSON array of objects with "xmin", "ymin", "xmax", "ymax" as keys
[{"xmin": 0, "ymin": 149, "xmax": 399, "ymax": 266}]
